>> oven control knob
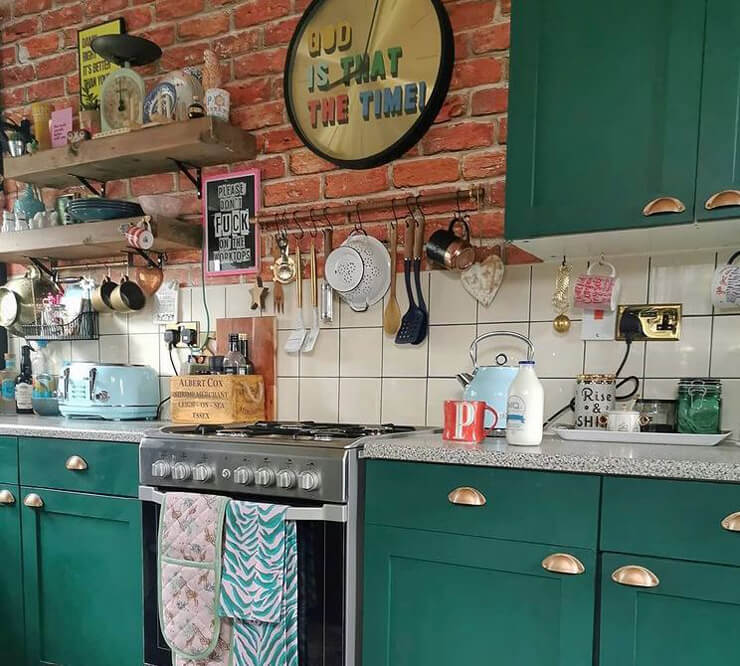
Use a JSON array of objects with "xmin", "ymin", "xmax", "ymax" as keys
[
  {"xmin": 255, "ymin": 467, "xmax": 276, "ymax": 487},
  {"xmin": 298, "ymin": 471, "xmax": 321, "ymax": 492},
  {"xmin": 192, "ymin": 464, "xmax": 213, "ymax": 483},
  {"xmin": 234, "ymin": 466, "xmax": 254, "ymax": 485},
  {"xmin": 151, "ymin": 460, "xmax": 171, "ymax": 478},
  {"xmin": 171, "ymin": 462, "xmax": 191, "ymax": 481},
  {"xmin": 277, "ymin": 469, "xmax": 297, "ymax": 489}
]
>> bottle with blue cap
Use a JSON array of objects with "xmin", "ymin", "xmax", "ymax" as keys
[{"xmin": 506, "ymin": 360, "xmax": 544, "ymax": 446}]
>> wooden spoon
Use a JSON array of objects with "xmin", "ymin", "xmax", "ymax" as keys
[{"xmin": 383, "ymin": 221, "xmax": 401, "ymax": 336}]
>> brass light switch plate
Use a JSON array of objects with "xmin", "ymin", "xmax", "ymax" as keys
[{"xmin": 616, "ymin": 304, "xmax": 682, "ymax": 341}]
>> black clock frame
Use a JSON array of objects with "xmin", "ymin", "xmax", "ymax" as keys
[{"xmin": 284, "ymin": 0, "xmax": 455, "ymax": 170}]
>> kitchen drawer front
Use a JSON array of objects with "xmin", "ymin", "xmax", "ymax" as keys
[
  {"xmin": 19, "ymin": 438, "xmax": 139, "ymax": 497},
  {"xmin": 0, "ymin": 436, "xmax": 17, "ymax": 485},
  {"xmin": 601, "ymin": 476, "xmax": 740, "ymax": 566},
  {"xmin": 365, "ymin": 460, "xmax": 600, "ymax": 549}
]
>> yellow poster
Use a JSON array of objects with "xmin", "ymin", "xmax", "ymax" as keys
[{"xmin": 78, "ymin": 19, "xmax": 124, "ymax": 110}]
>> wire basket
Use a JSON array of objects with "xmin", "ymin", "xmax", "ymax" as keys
[{"xmin": 21, "ymin": 310, "xmax": 99, "ymax": 341}]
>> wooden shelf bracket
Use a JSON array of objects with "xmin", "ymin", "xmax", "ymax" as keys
[
  {"xmin": 170, "ymin": 159, "xmax": 202, "ymax": 198},
  {"xmin": 73, "ymin": 175, "xmax": 106, "ymax": 198}
]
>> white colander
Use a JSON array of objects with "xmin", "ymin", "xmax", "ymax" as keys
[
  {"xmin": 325, "ymin": 246, "xmax": 364, "ymax": 293},
  {"xmin": 340, "ymin": 234, "xmax": 392, "ymax": 312}
]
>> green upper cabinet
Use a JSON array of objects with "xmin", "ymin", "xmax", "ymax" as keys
[
  {"xmin": 363, "ymin": 525, "xmax": 596, "ymax": 666},
  {"xmin": 21, "ymin": 487, "xmax": 143, "ymax": 666},
  {"xmin": 506, "ymin": 0, "xmax": 706, "ymax": 239},
  {"xmin": 0, "ymin": 484, "xmax": 24, "ymax": 665},
  {"xmin": 600, "ymin": 553, "xmax": 740, "ymax": 666},
  {"xmin": 696, "ymin": 0, "xmax": 740, "ymax": 220}
]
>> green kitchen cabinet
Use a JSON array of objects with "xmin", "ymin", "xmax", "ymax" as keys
[
  {"xmin": 696, "ymin": 0, "xmax": 740, "ymax": 220},
  {"xmin": 599, "ymin": 552, "xmax": 740, "ymax": 666},
  {"xmin": 363, "ymin": 525, "xmax": 597, "ymax": 666},
  {"xmin": 0, "ymin": 435, "xmax": 18, "ymax": 484},
  {"xmin": 21, "ymin": 487, "xmax": 143, "ymax": 666},
  {"xmin": 506, "ymin": 0, "xmax": 706, "ymax": 238},
  {"xmin": 0, "ymin": 484, "xmax": 25, "ymax": 665}
]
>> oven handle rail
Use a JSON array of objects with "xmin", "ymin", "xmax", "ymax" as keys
[{"xmin": 138, "ymin": 486, "xmax": 348, "ymax": 523}]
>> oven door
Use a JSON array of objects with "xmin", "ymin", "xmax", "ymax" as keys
[{"xmin": 140, "ymin": 487, "xmax": 349, "ymax": 666}]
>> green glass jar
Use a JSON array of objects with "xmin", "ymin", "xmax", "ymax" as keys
[{"xmin": 677, "ymin": 378, "xmax": 721, "ymax": 434}]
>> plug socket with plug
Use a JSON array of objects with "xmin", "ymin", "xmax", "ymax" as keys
[
  {"xmin": 164, "ymin": 322, "xmax": 201, "ymax": 348},
  {"xmin": 616, "ymin": 304, "xmax": 682, "ymax": 341}
]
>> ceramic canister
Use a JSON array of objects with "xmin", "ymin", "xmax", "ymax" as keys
[{"xmin": 574, "ymin": 373, "xmax": 616, "ymax": 429}]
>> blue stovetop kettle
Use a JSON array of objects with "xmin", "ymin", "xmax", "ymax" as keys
[{"xmin": 456, "ymin": 331, "xmax": 535, "ymax": 431}]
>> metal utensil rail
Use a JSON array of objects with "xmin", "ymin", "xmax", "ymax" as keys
[{"xmin": 138, "ymin": 485, "xmax": 348, "ymax": 523}]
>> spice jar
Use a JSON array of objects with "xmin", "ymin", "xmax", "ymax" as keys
[{"xmin": 677, "ymin": 378, "xmax": 721, "ymax": 434}]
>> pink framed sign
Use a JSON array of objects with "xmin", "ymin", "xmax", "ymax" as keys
[{"xmin": 202, "ymin": 168, "xmax": 261, "ymax": 277}]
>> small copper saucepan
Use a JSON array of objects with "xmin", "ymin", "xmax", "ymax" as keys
[{"xmin": 425, "ymin": 217, "xmax": 476, "ymax": 271}]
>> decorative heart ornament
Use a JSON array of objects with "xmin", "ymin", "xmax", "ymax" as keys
[
  {"xmin": 461, "ymin": 253, "xmax": 505, "ymax": 306},
  {"xmin": 136, "ymin": 267, "xmax": 164, "ymax": 296}
]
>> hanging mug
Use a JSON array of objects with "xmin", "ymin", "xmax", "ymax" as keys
[
  {"xmin": 711, "ymin": 251, "xmax": 740, "ymax": 309},
  {"xmin": 426, "ymin": 216, "xmax": 476, "ymax": 271},
  {"xmin": 125, "ymin": 220, "xmax": 154, "ymax": 250},
  {"xmin": 573, "ymin": 260, "xmax": 621, "ymax": 312}
]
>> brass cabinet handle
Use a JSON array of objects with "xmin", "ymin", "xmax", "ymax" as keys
[
  {"xmin": 0, "ymin": 489, "xmax": 16, "ymax": 505},
  {"xmin": 705, "ymin": 190, "xmax": 740, "ymax": 210},
  {"xmin": 23, "ymin": 493, "xmax": 44, "ymax": 509},
  {"xmin": 541, "ymin": 553, "xmax": 585, "ymax": 575},
  {"xmin": 642, "ymin": 197, "xmax": 686, "ymax": 216},
  {"xmin": 448, "ymin": 487, "xmax": 487, "ymax": 506},
  {"xmin": 721, "ymin": 511, "xmax": 740, "ymax": 532},
  {"xmin": 65, "ymin": 455, "xmax": 88, "ymax": 471},
  {"xmin": 611, "ymin": 565, "xmax": 659, "ymax": 588}
]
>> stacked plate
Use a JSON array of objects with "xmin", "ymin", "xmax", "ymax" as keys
[{"xmin": 67, "ymin": 198, "xmax": 144, "ymax": 223}]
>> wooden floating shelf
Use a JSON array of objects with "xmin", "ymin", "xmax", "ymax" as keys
[
  {"xmin": 0, "ymin": 217, "xmax": 202, "ymax": 263},
  {"xmin": 3, "ymin": 118, "xmax": 257, "ymax": 189}
]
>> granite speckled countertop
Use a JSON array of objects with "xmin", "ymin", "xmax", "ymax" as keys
[
  {"xmin": 360, "ymin": 432, "xmax": 740, "ymax": 482},
  {"xmin": 0, "ymin": 415, "xmax": 168, "ymax": 443}
]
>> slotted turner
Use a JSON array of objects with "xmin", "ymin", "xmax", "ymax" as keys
[
  {"xmin": 395, "ymin": 219, "xmax": 426, "ymax": 345},
  {"xmin": 284, "ymin": 244, "xmax": 306, "ymax": 354}
]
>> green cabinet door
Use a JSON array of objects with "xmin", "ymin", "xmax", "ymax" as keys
[
  {"xmin": 696, "ymin": 0, "xmax": 740, "ymax": 220},
  {"xmin": 0, "ymin": 484, "xmax": 24, "ymax": 665},
  {"xmin": 21, "ymin": 487, "xmax": 143, "ymax": 666},
  {"xmin": 363, "ymin": 525, "xmax": 596, "ymax": 666},
  {"xmin": 506, "ymin": 0, "xmax": 705, "ymax": 239},
  {"xmin": 600, "ymin": 553, "xmax": 740, "ymax": 666}
]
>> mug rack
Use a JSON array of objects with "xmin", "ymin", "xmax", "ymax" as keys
[{"xmin": 255, "ymin": 186, "xmax": 486, "ymax": 235}]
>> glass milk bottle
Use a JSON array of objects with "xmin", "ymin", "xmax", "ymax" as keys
[{"xmin": 506, "ymin": 360, "xmax": 544, "ymax": 446}]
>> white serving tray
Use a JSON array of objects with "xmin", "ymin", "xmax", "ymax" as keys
[{"xmin": 553, "ymin": 427, "xmax": 733, "ymax": 447}]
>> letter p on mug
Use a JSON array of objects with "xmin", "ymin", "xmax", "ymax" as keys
[{"xmin": 443, "ymin": 400, "xmax": 498, "ymax": 444}]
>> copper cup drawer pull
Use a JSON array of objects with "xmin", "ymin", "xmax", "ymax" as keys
[
  {"xmin": 541, "ymin": 553, "xmax": 585, "ymax": 576},
  {"xmin": 23, "ymin": 493, "xmax": 44, "ymax": 509},
  {"xmin": 65, "ymin": 455, "xmax": 88, "ymax": 471},
  {"xmin": 448, "ymin": 486, "xmax": 487, "ymax": 506},
  {"xmin": 721, "ymin": 512, "xmax": 740, "ymax": 532},
  {"xmin": 611, "ymin": 565, "xmax": 659, "ymax": 588},
  {"xmin": 705, "ymin": 190, "xmax": 740, "ymax": 210},
  {"xmin": 642, "ymin": 197, "xmax": 686, "ymax": 216},
  {"xmin": 0, "ymin": 489, "xmax": 16, "ymax": 505}
]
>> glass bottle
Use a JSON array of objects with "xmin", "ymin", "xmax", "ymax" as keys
[
  {"xmin": 0, "ymin": 354, "xmax": 17, "ymax": 414},
  {"xmin": 223, "ymin": 334, "xmax": 247, "ymax": 375},
  {"xmin": 238, "ymin": 333, "xmax": 254, "ymax": 375},
  {"xmin": 15, "ymin": 345, "xmax": 33, "ymax": 414}
]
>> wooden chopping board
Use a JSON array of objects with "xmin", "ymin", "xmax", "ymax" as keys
[{"xmin": 215, "ymin": 316, "xmax": 276, "ymax": 420}]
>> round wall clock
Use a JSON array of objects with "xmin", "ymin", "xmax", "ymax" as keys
[{"xmin": 284, "ymin": 0, "xmax": 454, "ymax": 169}]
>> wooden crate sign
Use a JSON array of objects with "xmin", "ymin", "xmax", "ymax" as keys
[{"xmin": 170, "ymin": 375, "xmax": 265, "ymax": 425}]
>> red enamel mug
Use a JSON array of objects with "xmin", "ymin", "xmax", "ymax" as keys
[{"xmin": 443, "ymin": 400, "xmax": 498, "ymax": 443}]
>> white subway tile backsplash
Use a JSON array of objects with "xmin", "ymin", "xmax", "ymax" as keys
[
  {"xmin": 276, "ymin": 330, "xmax": 299, "ymax": 377},
  {"xmin": 191, "ymin": 285, "xmax": 226, "ymax": 329},
  {"xmin": 477, "ymin": 264, "xmax": 531, "ymax": 323},
  {"xmin": 129, "ymin": 333, "xmax": 160, "ymax": 370},
  {"xmin": 340, "ymin": 328, "xmax": 383, "ymax": 377},
  {"xmin": 339, "ymin": 378, "xmax": 381, "ymax": 423},
  {"xmin": 529, "ymin": 321, "xmax": 584, "ymax": 378},
  {"xmin": 609, "ymin": 255, "xmax": 649, "ymax": 305},
  {"xmin": 158, "ymin": 378, "xmax": 171, "ymax": 420},
  {"xmin": 300, "ymin": 328, "xmax": 339, "ymax": 377},
  {"xmin": 644, "ymin": 316, "xmax": 712, "ymax": 378},
  {"xmin": 641, "ymin": 379, "xmax": 680, "ymax": 400},
  {"xmin": 541, "ymin": 379, "xmax": 577, "ymax": 427},
  {"xmin": 428, "ymin": 324, "xmax": 477, "ymax": 377},
  {"xmin": 381, "ymin": 378, "xmax": 427, "ymax": 425},
  {"xmin": 98, "ymin": 311, "xmax": 128, "ymax": 336},
  {"xmin": 299, "ymin": 377, "xmax": 338, "ymax": 421},
  {"xmin": 382, "ymin": 332, "xmax": 428, "ymax": 377},
  {"xmin": 101, "ymin": 335, "xmax": 129, "ymax": 365},
  {"xmin": 276, "ymin": 378, "xmax": 299, "ymax": 420},
  {"xmin": 584, "ymin": 339, "xmax": 645, "ymax": 377},
  {"xmin": 710, "ymin": 315, "xmax": 740, "ymax": 377},
  {"xmin": 224, "ymin": 283, "xmax": 258, "ymax": 318},
  {"xmin": 429, "ymin": 270, "xmax": 477, "ymax": 325},
  {"xmin": 71, "ymin": 340, "xmax": 99, "ymax": 363},
  {"xmin": 426, "ymin": 378, "xmax": 462, "ymax": 426},
  {"xmin": 649, "ymin": 251, "xmax": 716, "ymax": 315},
  {"xmin": 340, "ymin": 298, "xmax": 383, "ymax": 328},
  {"xmin": 720, "ymin": 380, "xmax": 740, "ymax": 440},
  {"xmin": 128, "ymin": 300, "xmax": 159, "ymax": 334}
]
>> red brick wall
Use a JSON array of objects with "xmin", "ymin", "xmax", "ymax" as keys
[{"xmin": 1, "ymin": 0, "xmax": 524, "ymax": 277}]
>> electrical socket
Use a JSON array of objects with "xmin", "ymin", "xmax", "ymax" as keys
[
  {"xmin": 165, "ymin": 321, "xmax": 201, "ymax": 348},
  {"xmin": 616, "ymin": 304, "xmax": 682, "ymax": 341}
]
